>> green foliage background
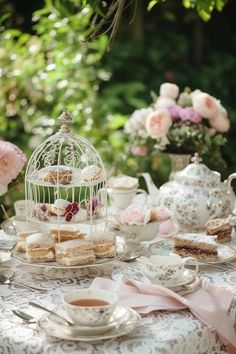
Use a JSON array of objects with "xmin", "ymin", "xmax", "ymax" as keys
[{"xmin": 0, "ymin": 0, "xmax": 235, "ymax": 218}]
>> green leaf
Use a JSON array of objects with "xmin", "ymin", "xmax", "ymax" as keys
[{"xmin": 147, "ymin": 0, "xmax": 159, "ymax": 11}]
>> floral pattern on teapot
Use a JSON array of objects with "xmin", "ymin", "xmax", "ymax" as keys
[{"xmin": 142, "ymin": 153, "xmax": 236, "ymax": 231}]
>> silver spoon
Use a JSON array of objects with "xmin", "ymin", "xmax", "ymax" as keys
[
  {"xmin": 29, "ymin": 301, "xmax": 74, "ymax": 326},
  {"xmin": 0, "ymin": 273, "xmax": 47, "ymax": 292},
  {"xmin": 12, "ymin": 310, "xmax": 36, "ymax": 324}
]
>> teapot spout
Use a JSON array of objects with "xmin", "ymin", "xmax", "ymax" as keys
[{"xmin": 139, "ymin": 172, "xmax": 159, "ymax": 205}]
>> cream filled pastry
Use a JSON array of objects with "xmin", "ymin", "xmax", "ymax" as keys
[
  {"xmin": 52, "ymin": 199, "xmax": 70, "ymax": 216},
  {"xmin": 88, "ymin": 231, "xmax": 116, "ymax": 258},
  {"xmin": 55, "ymin": 239, "xmax": 95, "ymax": 266},
  {"xmin": 80, "ymin": 165, "xmax": 102, "ymax": 182},
  {"xmin": 26, "ymin": 233, "xmax": 55, "ymax": 263}
]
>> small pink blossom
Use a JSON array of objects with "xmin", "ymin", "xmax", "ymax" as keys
[
  {"xmin": 167, "ymin": 105, "xmax": 182, "ymax": 119},
  {"xmin": 151, "ymin": 206, "xmax": 171, "ymax": 222},
  {"xmin": 0, "ymin": 141, "xmax": 26, "ymax": 186},
  {"xmin": 146, "ymin": 110, "xmax": 172, "ymax": 138},
  {"xmin": 208, "ymin": 128, "xmax": 217, "ymax": 136},
  {"xmin": 179, "ymin": 107, "xmax": 202, "ymax": 123},
  {"xmin": 131, "ymin": 145, "xmax": 148, "ymax": 156}
]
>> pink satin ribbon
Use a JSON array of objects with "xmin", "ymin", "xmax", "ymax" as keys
[{"xmin": 90, "ymin": 277, "xmax": 236, "ymax": 353}]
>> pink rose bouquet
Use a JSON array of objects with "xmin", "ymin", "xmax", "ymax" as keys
[
  {"xmin": 124, "ymin": 83, "xmax": 229, "ymax": 157},
  {"xmin": 0, "ymin": 140, "xmax": 26, "ymax": 195}
]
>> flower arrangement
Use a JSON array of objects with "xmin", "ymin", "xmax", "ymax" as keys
[
  {"xmin": 0, "ymin": 140, "xmax": 26, "ymax": 196},
  {"xmin": 125, "ymin": 83, "xmax": 230, "ymax": 157}
]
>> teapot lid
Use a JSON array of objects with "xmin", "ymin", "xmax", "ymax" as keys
[{"xmin": 175, "ymin": 153, "xmax": 220, "ymax": 184}]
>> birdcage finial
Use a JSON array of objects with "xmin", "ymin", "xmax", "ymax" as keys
[{"xmin": 58, "ymin": 107, "xmax": 72, "ymax": 133}]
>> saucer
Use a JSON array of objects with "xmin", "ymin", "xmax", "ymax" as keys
[
  {"xmin": 46, "ymin": 305, "xmax": 129, "ymax": 335},
  {"xmin": 148, "ymin": 239, "xmax": 236, "ymax": 264},
  {"xmin": 37, "ymin": 305, "xmax": 140, "ymax": 341},
  {"xmin": 112, "ymin": 263, "xmax": 197, "ymax": 289}
]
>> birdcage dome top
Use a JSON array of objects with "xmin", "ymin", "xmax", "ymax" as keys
[{"xmin": 25, "ymin": 109, "xmax": 106, "ymax": 187}]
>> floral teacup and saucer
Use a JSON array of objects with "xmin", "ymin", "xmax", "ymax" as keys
[{"xmin": 137, "ymin": 255, "xmax": 199, "ymax": 287}]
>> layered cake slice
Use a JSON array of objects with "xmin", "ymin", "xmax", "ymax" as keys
[
  {"xmin": 172, "ymin": 233, "xmax": 218, "ymax": 261},
  {"xmin": 55, "ymin": 239, "xmax": 95, "ymax": 266},
  {"xmin": 205, "ymin": 218, "xmax": 232, "ymax": 243},
  {"xmin": 26, "ymin": 233, "xmax": 55, "ymax": 263},
  {"xmin": 16, "ymin": 230, "xmax": 38, "ymax": 252},
  {"xmin": 50, "ymin": 225, "xmax": 84, "ymax": 243},
  {"xmin": 88, "ymin": 231, "xmax": 116, "ymax": 258}
]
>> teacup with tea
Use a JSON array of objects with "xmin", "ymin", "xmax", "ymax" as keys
[
  {"xmin": 137, "ymin": 255, "xmax": 198, "ymax": 284},
  {"xmin": 63, "ymin": 288, "xmax": 118, "ymax": 326}
]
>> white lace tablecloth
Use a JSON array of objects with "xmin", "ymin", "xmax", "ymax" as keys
[{"xmin": 0, "ymin": 231, "xmax": 236, "ymax": 354}]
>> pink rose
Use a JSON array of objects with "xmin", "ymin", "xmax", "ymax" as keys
[
  {"xmin": 0, "ymin": 141, "xmax": 26, "ymax": 186},
  {"xmin": 151, "ymin": 206, "xmax": 171, "ymax": 222},
  {"xmin": 120, "ymin": 205, "xmax": 151, "ymax": 225},
  {"xmin": 209, "ymin": 114, "xmax": 230, "ymax": 133},
  {"xmin": 167, "ymin": 104, "xmax": 182, "ymax": 119},
  {"xmin": 146, "ymin": 110, "xmax": 172, "ymax": 138},
  {"xmin": 179, "ymin": 107, "xmax": 202, "ymax": 123},
  {"xmin": 131, "ymin": 145, "xmax": 148, "ymax": 156},
  {"xmin": 154, "ymin": 97, "xmax": 175, "ymax": 110},
  {"xmin": 160, "ymin": 83, "xmax": 179, "ymax": 99},
  {"xmin": 192, "ymin": 92, "xmax": 218, "ymax": 119}
]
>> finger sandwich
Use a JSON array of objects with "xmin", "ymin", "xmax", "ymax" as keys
[
  {"xmin": 55, "ymin": 239, "xmax": 95, "ymax": 266},
  {"xmin": 50, "ymin": 225, "xmax": 84, "ymax": 243},
  {"xmin": 16, "ymin": 230, "xmax": 39, "ymax": 252},
  {"xmin": 88, "ymin": 231, "xmax": 116, "ymax": 258},
  {"xmin": 26, "ymin": 233, "xmax": 55, "ymax": 263}
]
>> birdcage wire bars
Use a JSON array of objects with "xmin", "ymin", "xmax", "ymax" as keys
[{"xmin": 25, "ymin": 109, "xmax": 107, "ymax": 234}]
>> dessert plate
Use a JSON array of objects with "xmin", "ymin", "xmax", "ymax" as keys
[
  {"xmin": 37, "ymin": 306, "xmax": 141, "ymax": 341},
  {"xmin": 112, "ymin": 263, "xmax": 197, "ymax": 289},
  {"xmin": 11, "ymin": 237, "xmax": 126, "ymax": 269},
  {"xmin": 148, "ymin": 240, "xmax": 236, "ymax": 264}
]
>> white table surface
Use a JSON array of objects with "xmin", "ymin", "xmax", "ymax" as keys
[{"xmin": 0, "ymin": 230, "xmax": 236, "ymax": 354}]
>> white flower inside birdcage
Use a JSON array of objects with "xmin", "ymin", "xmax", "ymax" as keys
[{"xmin": 25, "ymin": 109, "xmax": 107, "ymax": 225}]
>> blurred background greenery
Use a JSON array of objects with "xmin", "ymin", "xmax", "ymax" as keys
[{"xmin": 0, "ymin": 0, "xmax": 236, "ymax": 218}]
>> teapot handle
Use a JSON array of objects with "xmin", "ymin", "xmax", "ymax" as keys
[
  {"xmin": 227, "ymin": 173, "xmax": 236, "ymax": 193},
  {"xmin": 206, "ymin": 198, "xmax": 223, "ymax": 220}
]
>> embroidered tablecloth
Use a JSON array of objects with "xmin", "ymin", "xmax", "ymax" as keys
[{"xmin": 0, "ymin": 230, "xmax": 236, "ymax": 354}]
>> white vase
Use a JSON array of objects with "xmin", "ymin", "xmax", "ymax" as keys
[{"xmin": 0, "ymin": 185, "xmax": 8, "ymax": 196}]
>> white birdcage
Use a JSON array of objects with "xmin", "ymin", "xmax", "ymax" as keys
[{"xmin": 25, "ymin": 108, "xmax": 107, "ymax": 233}]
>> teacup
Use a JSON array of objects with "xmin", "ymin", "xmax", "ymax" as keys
[
  {"xmin": 108, "ymin": 188, "xmax": 147, "ymax": 210},
  {"xmin": 63, "ymin": 289, "xmax": 118, "ymax": 326},
  {"xmin": 137, "ymin": 255, "xmax": 198, "ymax": 284}
]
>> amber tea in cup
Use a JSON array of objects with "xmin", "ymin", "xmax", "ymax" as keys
[
  {"xmin": 70, "ymin": 299, "xmax": 109, "ymax": 307},
  {"xmin": 63, "ymin": 289, "xmax": 118, "ymax": 326}
]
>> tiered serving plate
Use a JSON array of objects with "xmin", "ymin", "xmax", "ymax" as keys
[{"xmin": 148, "ymin": 239, "xmax": 236, "ymax": 264}]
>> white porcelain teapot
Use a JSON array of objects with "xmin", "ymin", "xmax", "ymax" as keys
[{"xmin": 141, "ymin": 153, "xmax": 236, "ymax": 231}]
